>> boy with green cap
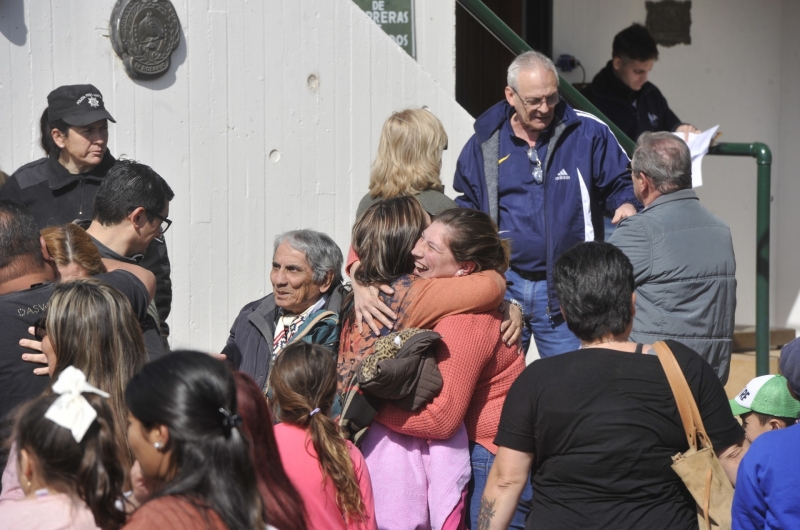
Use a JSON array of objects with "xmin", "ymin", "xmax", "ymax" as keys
[{"xmin": 729, "ymin": 374, "xmax": 800, "ymax": 443}]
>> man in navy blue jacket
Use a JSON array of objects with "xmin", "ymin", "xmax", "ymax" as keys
[
  {"xmin": 583, "ymin": 24, "xmax": 699, "ymax": 141},
  {"xmin": 454, "ymin": 50, "xmax": 640, "ymax": 356}
]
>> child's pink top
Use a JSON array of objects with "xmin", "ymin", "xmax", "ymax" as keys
[
  {"xmin": 0, "ymin": 492, "xmax": 99, "ymax": 530},
  {"xmin": 274, "ymin": 422, "xmax": 377, "ymax": 530}
]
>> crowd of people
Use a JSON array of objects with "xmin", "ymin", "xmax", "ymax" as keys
[{"xmin": 0, "ymin": 32, "xmax": 798, "ymax": 530}]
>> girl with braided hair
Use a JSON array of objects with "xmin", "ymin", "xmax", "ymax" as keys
[{"xmin": 269, "ymin": 341, "xmax": 377, "ymax": 530}]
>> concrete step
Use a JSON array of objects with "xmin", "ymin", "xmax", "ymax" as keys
[{"xmin": 732, "ymin": 325, "xmax": 795, "ymax": 352}]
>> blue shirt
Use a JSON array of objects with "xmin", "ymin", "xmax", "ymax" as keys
[
  {"xmin": 497, "ymin": 109, "xmax": 551, "ymax": 273},
  {"xmin": 733, "ymin": 424, "xmax": 800, "ymax": 529}
]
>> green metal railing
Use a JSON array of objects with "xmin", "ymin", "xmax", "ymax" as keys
[{"xmin": 457, "ymin": 0, "xmax": 772, "ymax": 375}]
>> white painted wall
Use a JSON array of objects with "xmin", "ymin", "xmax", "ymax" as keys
[
  {"xmin": 0, "ymin": 0, "xmax": 471, "ymax": 351},
  {"xmin": 555, "ymin": 0, "xmax": 800, "ymax": 329},
  {"xmin": 415, "ymin": 1, "xmax": 456, "ymax": 96}
]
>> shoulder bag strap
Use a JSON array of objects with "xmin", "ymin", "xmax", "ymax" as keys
[
  {"xmin": 653, "ymin": 341, "xmax": 702, "ymax": 450},
  {"xmin": 289, "ymin": 310, "xmax": 338, "ymax": 344}
]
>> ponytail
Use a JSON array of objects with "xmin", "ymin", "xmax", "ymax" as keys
[
  {"xmin": 307, "ymin": 404, "xmax": 366, "ymax": 521},
  {"xmin": 39, "ymin": 108, "xmax": 68, "ymax": 156},
  {"xmin": 270, "ymin": 342, "xmax": 366, "ymax": 521},
  {"xmin": 14, "ymin": 392, "xmax": 126, "ymax": 530}
]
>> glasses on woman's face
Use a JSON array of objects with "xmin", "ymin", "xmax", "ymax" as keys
[{"xmin": 34, "ymin": 316, "xmax": 48, "ymax": 342}]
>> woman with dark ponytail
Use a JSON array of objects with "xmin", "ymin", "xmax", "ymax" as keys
[
  {"xmin": 0, "ymin": 84, "xmax": 117, "ymax": 224},
  {"xmin": 270, "ymin": 342, "xmax": 377, "ymax": 530},
  {"xmin": 0, "ymin": 366, "xmax": 126, "ymax": 530},
  {"xmin": 123, "ymin": 351, "xmax": 263, "ymax": 530}
]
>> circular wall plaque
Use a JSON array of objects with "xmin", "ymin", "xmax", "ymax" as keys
[{"xmin": 110, "ymin": 0, "xmax": 181, "ymax": 80}]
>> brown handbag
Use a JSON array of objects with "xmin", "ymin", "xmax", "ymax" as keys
[{"xmin": 652, "ymin": 341, "xmax": 734, "ymax": 530}]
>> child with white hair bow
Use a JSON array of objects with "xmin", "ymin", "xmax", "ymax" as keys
[{"xmin": 0, "ymin": 366, "xmax": 126, "ymax": 530}]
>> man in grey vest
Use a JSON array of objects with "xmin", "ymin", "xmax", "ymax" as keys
[{"xmin": 609, "ymin": 131, "xmax": 736, "ymax": 382}]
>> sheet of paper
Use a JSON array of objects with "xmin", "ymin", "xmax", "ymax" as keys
[{"xmin": 673, "ymin": 125, "xmax": 719, "ymax": 188}]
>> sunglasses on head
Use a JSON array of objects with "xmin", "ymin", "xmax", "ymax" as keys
[{"xmin": 34, "ymin": 316, "xmax": 47, "ymax": 342}]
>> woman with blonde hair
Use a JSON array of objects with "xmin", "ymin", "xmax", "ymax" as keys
[
  {"xmin": 1, "ymin": 278, "xmax": 148, "ymax": 503},
  {"xmin": 271, "ymin": 341, "xmax": 377, "ymax": 530},
  {"xmin": 39, "ymin": 278, "xmax": 148, "ymax": 471},
  {"xmin": 356, "ymin": 108, "xmax": 457, "ymax": 218},
  {"xmin": 41, "ymin": 223, "xmax": 106, "ymax": 280}
]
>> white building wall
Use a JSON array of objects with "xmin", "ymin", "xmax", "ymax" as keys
[
  {"xmin": 415, "ymin": 1, "xmax": 456, "ymax": 96},
  {"xmin": 554, "ymin": 0, "xmax": 800, "ymax": 329},
  {"xmin": 0, "ymin": 0, "xmax": 471, "ymax": 351}
]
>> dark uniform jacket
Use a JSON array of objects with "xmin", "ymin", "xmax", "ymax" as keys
[{"xmin": 1, "ymin": 151, "xmax": 173, "ymax": 341}]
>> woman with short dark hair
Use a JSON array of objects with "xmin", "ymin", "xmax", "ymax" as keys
[{"xmin": 478, "ymin": 241, "xmax": 748, "ymax": 530}]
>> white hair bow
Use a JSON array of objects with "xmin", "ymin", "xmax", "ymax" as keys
[{"xmin": 44, "ymin": 366, "xmax": 110, "ymax": 443}]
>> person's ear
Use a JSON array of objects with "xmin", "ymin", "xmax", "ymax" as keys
[
  {"xmin": 129, "ymin": 206, "xmax": 148, "ymax": 229},
  {"xmin": 505, "ymin": 86, "xmax": 517, "ymax": 107},
  {"xmin": 318, "ymin": 270, "xmax": 335, "ymax": 294},
  {"xmin": 18, "ymin": 448, "xmax": 34, "ymax": 481},
  {"xmin": 40, "ymin": 236, "xmax": 54, "ymax": 263},
  {"xmin": 768, "ymin": 418, "xmax": 786, "ymax": 431},
  {"xmin": 638, "ymin": 172, "xmax": 654, "ymax": 193},
  {"xmin": 612, "ymin": 57, "xmax": 623, "ymax": 72},
  {"xmin": 50, "ymin": 128, "xmax": 66, "ymax": 149},
  {"xmin": 456, "ymin": 261, "xmax": 477, "ymax": 276},
  {"xmin": 145, "ymin": 423, "xmax": 170, "ymax": 450}
]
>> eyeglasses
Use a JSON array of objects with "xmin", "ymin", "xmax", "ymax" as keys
[
  {"xmin": 528, "ymin": 147, "xmax": 543, "ymax": 184},
  {"xmin": 512, "ymin": 87, "xmax": 560, "ymax": 111},
  {"xmin": 147, "ymin": 210, "xmax": 172, "ymax": 236},
  {"xmin": 34, "ymin": 316, "xmax": 47, "ymax": 342}
]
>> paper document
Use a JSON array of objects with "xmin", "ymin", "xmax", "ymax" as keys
[{"xmin": 673, "ymin": 125, "xmax": 719, "ymax": 188}]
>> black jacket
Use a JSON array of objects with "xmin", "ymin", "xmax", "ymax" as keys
[
  {"xmin": 582, "ymin": 61, "xmax": 683, "ymax": 141},
  {"xmin": 0, "ymin": 151, "xmax": 116, "ymax": 225},
  {"xmin": 2, "ymin": 152, "xmax": 172, "ymax": 340}
]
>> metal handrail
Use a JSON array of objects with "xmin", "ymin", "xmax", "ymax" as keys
[{"xmin": 456, "ymin": 0, "xmax": 772, "ymax": 375}]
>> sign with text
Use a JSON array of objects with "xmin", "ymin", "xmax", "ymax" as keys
[{"xmin": 353, "ymin": 0, "xmax": 415, "ymax": 58}]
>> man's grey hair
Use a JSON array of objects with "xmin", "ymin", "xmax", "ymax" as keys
[
  {"xmin": 274, "ymin": 229, "xmax": 343, "ymax": 286},
  {"xmin": 507, "ymin": 51, "xmax": 559, "ymax": 90},
  {"xmin": 631, "ymin": 131, "xmax": 692, "ymax": 193}
]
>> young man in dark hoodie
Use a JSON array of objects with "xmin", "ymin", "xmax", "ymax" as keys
[{"xmin": 583, "ymin": 24, "xmax": 699, "ymax": 141}]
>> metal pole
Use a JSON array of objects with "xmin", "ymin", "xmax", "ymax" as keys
[{"xmin": 708, "ymin": 143, "xmax": 772, "ymax": 375}]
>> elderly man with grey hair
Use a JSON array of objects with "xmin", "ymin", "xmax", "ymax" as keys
[
  {"xmin": 454, "ymin": 50, "xmax": 640, "ymax": 358},
  {"xmin": 610, "ymin": 131, "xmax": 736, "ymax": 382},
  {"xmin": 222, "ymin": 229, "xmax": 344, "ymax": 391}
]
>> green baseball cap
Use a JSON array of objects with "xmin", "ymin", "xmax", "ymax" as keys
[{"xmin": 729, "ymin": 374, "xmax": 800, "ymax": 418}]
